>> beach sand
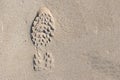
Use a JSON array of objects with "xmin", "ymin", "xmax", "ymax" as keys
[{"xmin": 0, "ymin": 0, "xmax": 120, "ymax": 80}]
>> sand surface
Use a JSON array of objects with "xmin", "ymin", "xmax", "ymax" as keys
[{"xmin": 0, "ymin": 0, "xmax": 120, "ymax": 80}]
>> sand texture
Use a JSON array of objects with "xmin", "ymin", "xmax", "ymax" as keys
[{"xmin": 0, "ymin": 0, "xmax": 120, "ymax": 80}]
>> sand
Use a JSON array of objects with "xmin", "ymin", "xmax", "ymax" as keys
[{"xmin": 0, "ymin": 0, "xmax": 120, "ymax": 80}]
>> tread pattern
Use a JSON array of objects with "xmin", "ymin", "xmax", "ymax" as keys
[{"xmin": 30, "ymin": 7, "xmax": 55, "ymax": 71}]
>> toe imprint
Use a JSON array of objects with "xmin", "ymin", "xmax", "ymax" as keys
[{"xmin": 31, "ymin": 7, "xmax": 55, "ymax": 48}]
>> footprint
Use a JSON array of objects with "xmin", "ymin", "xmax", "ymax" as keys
[{"xmin": 30, "ymin": 7, "xmax": 55, "ymax": 71}]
